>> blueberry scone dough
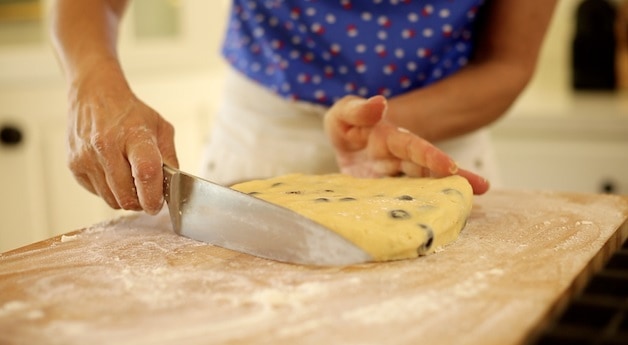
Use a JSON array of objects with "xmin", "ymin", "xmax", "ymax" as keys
[{"xmin": 231, "ymin": 174, "xmax": 473, "ymax": 262}]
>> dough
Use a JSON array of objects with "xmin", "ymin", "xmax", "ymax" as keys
[{"xmin": 231, "ymin": 174, "xmax": 473, "ymax": 262}]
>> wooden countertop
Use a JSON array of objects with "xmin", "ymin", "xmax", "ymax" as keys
[{"xmin": 1, "ymin": 189, "xmax": 627, "ymax": 345}]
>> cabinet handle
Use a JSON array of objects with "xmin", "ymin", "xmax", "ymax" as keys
[
  {"xmin": 600, "ymin": 180, "xmax": 617, "ymax": 194},
  {"xmin": 0, "ymin": 125, "xmax": 23, "ymax": 147}
]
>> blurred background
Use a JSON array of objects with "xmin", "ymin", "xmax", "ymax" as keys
[{"xmin": 0, "ymin": 0, "xmax": 627, "ymax": 252}]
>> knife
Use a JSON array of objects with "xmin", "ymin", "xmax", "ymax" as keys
[{"xmin": 162, "ymin": 165, "xmax": 372, "ymax": 266}]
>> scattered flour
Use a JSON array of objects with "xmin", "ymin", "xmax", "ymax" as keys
[
  {"xmin": 0, "ymin": 301, "xmax": 44, "ymax": 320},
  {"xmin": 61, "ymin": 234, "xmax": 79, "ymax": 242}
]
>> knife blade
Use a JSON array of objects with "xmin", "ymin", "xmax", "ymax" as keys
[{"xmin": 162, "ymin": 165, "xmax": 372, "ymax": 266}]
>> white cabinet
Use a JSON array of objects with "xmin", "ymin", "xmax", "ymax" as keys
[
  {"xmin": 0, "ymin": 113, "xmax": 48, "ymax": 250},
  {"xmin": 0, "ymin": 83, "xmax": 122, "ymax": 252},
  {"xmin": 493, "ymin": 135, "xmax": 628, "ymax": 194},
  {"xmin": 491, "ymin": 97, "xmax": 628, "ymax": 195}
]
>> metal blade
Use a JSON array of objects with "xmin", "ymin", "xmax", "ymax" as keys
[{"xmin": 162, "ymin": 165, "xmax": 372, "ymax": 266}]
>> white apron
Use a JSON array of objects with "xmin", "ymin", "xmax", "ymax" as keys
[{"xmin": 199, "ymin": 70, "xmax": 501, "ymax": 186}]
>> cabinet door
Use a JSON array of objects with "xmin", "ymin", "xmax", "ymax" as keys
[
  {"xmin": 0, "ymin": 118, "xmax": 47, "ymax": 252},
  {"xmin": 494, "ymin": 138, "xmax": 628, "ymax": 194},
  {"xmin": 0, "ymin": 86, "xmax": 126, "ymax": 251}
]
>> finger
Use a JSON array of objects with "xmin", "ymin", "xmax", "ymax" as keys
[
  {"xmin": 385, "ymin": 127, "xmax": 458, "ymax": 177},
  {"xmin": 69, "ymin": 153, "xmax": 121, "ymax": 209},
  {"xmin": 456, "ymin": 168, "xmax": 491, "ymax": 195},
  {"xmin": 325, "ymin": 96, "xmax": 386, "ymax": 152},
  {"xmin": 399, "ymin": 161, "xmax": 431, "ymax": 178},
  {"xmin": 127, "ymin": 134, "xmax": 165, "ymax": 215},
  {"xmin": 335, "ymin": 95, "xmax": 387, "ymax": 127},
  {"xmin": 371, "ymin": 159, "xmax": 402, "ymax": 177},
  {"xmin": 86, "ymin": 169, "xmax": 121, "ymax": 210},
  {"xmin": 90, "ymin": 131, "xmax": 142, "ymax": 211},
  {"xmin": 399, "ymin": 136, "xmax": 489, "ymax": 194},
  {"xmin": 73, "ymin": 172, "xmax": 97, "ymax": 195},
  {"xmin": 101, "ymin": 158, "xmax": 142, "ymax": 211}
]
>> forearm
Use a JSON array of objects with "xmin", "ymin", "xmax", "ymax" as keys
[
  {"xmin": 51, "ymin": 0, "xmax": 129, "ymax": 89},
  {"xmin": 387, "ymin": 60, "xmax": 531, "ymax": 142},
  {"xmin": 386, "ymin": 0, "xmax": 557, "ymax": 143}
]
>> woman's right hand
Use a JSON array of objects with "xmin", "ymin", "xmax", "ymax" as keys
[{"xmin": 67, "ymin": 69, "xmax": 179, "ymax": 215}]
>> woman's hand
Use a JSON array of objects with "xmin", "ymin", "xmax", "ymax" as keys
[
  {"xmin": 67, "ymin": 72, "xmax": 178, "ymax": 214},
  {"xmin": 52, "ymin": 0, "xmax": 178, "ymax": 214},
  {"xmin": 324, "ymin": 95, "xmax": 489, "ymax": 195}
]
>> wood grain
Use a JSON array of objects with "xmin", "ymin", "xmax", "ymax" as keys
[{"xmin": 0, "ymin": 190, "xmax": 627, "ymax": 345}]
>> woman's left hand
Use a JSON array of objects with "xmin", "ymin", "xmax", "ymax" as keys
[{"xmin": 324, "ymin": 95, "xmax": 490, "ymax": 195}]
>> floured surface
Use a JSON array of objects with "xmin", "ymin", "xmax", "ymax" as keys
[
  {"xmin": 0, "ymin": 190, "xmax": 627, "ymax": 345},
  {"xmin": 231, "ymin": 174, "xmax": 473, "ymax": 261}
]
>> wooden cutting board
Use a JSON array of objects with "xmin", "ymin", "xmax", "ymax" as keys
[{"xmin": 0, "ymin": 190, "xmax": 627, "ymax": 345}]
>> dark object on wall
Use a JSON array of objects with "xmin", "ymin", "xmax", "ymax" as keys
[
  {"xmin": 572, "ymin": 0, "xmax": 617, "ymax": 91},
  {"xmin": 0, "ymin": 124, "xmax": 23, "ymax": 147}
]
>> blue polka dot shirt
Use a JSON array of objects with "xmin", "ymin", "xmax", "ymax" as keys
[{"xmin": 222, "ymin": 0, "xmax": 485, "ymax": 106}]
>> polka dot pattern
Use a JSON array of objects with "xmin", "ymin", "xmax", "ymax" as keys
[{"xmin": 222, "ymin": 0, "xmax": 485, "ymax": 105}]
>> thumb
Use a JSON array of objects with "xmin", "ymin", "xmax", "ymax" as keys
[
  {"xmin": 334, "ymin": 95, "xmax": 387, "ymax": 127},
  {"xmin": 324, "ymin": 95, "xmax": 388, "ymax": 150}
]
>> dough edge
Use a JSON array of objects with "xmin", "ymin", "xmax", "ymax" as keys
[{"xmin": 231, "ymin": 174, "xmax": 473, "ymax": 262}]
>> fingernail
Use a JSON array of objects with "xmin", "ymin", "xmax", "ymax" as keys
[
  {"xmin": 367, "ymin": 95, "xmax": 387, "ymax": 106},
  {"xmin": 449, "ymin": 161, "xmax": 459, "ymax": 174},
  {"xmin": 375, "ymin": 96, "xmax": 389, "ymax": 117}
]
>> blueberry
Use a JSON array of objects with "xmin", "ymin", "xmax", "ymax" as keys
[
  {"xmin": 417, "ymin": 224, "xmax": 434, "ymax": 255},
  {"xmin": 389, "ymin": 209, "xmax": 411, "ymax": 219},
  {"xmin": 441, "ymin": 188, "xmax": 462, "ymax": 196}
]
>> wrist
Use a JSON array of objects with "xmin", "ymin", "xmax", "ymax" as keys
[{"xmin": 68, "ymin": 57, "xmax": 133, "ymax": 103}]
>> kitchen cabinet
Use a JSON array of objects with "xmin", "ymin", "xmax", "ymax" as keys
[
  {"xmin": 491, "ymin": 93, "xmax": 628, "ymax": 194},
  {"xmin": 0, "ymin": 113, "xmax": 48, "ymax": 250},
  {"xmin": 0, "ymin": 83, "xmax": 121, "ymax": 252}
]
